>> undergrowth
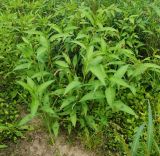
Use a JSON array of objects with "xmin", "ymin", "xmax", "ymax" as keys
[{"xmin": 0, "ymin": 0, "xmax": 160, "ymax": 155}]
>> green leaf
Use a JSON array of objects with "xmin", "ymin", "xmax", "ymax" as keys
[
  {"xmin": 50, "ymin": 33, "xmax": 70, "ymax": 41},
  {"xmin": 55, "ymin": 60, "xmax": 69, "ymax": 68},
  {"xmin": 105, "ymin": 87, "xmax": 116, "ymax": 107},
  {"xmin": 30, "ymin": 97, "xmax": 40, "ymax": 115},
  {"xmin": 17, "ymin": 44, "xmax": 33, "ymax": 58},
  {"xmin": 114, "ymin": 100, "xmax": 137, "ymax": 117},
  {"xmin": 63, "ymin": 53, "xmax": 71, "ymax": 65},
  {"xmin": 89, "ymin": 56, "xmax": 103, "ymax": 66},
  {"xmin": 40, "ymin": 35, "xmax": 49, "ymax": 49},
  {"xmin": 27, "ymin": 77, "xmax": 36, "ymax": 89},
  {"xmin": 84, "ymin": 11, "xmax": 94, "ymax": 25},
  {"xmin": 80, "ymin": 91, "xmax": 105, "ymax": 102},
  {"xmin": 133, "ymin": 63, "xmax": 160, "ymax": 77},
  {"xmin": 50, "ymin": 24, "xmax": 62, "ymax": 33},
  {"xmin": 17, "ymin": 81, "xmax": 33, "ymax": 95},
  {"xmin": 18, "ymin": 114, "xmax": 33, "ymax": 126},
  {"xmin": 73, "ymin": 54, "xmax": 78, "ymax": 68},
  {"xmin": 85, "ymin": 116, "xmax": 97, "ymax": 131},
  {"xmin": 31, "ymin": 71, "xmax": 50, "ymax": 79},
  {"xmin": 86, "ymin": 46, "xmax": 94, "ymax": 60},
  {"xmin": 52, "ymin": 121, "xmax": 59, "ymax": 137},
  {"xmin": 64, "ymin": 80, "xmax": 81, "ymax": 95},
  {"xmin": 98, "ymin": 27, "xmax": 118, "ymax": 33},
  {"xmin": 89, "ymin": 64, "xmax": 106, "ymax": 85},
  {"xmin": 0, "ymin": 144, "xmax": 7, "ymax": 149},
  {"xmin": 37, "ymin": 80, "xmax": 54, "ymax": 97},
  {"xmin": 110, "ymin": 77, "xmax": 130, "ymax": 88},
  {"xmin": 114, "ymin": 65, "xmax": 129, "ymax": 78},
  {"xmin": 60, "ymin": 96, "xmax": 76, "ymax": 110},
  {"xmin": 41, "ymin": 106, "xmax": 58, "ymax": 117},
  {"xmin": 0, "ymin": 56, "xmax": 4, "ymax": 59},
  {"xmin": 14, "ymin": 63, "xmax": 31, "ymax": 71},
  {"xmin": 145, "ymin": 63, "xmax": 160, "ymax": 70},
  {"xmin": 22, "ymin": 37, "xmax": 30, "ymax": 44},
  {"xmin": 71, "ymin": 41, "xmax": 86, "ymax": 49},
  {"xmin": 64, "ymin": 26, "xmax": 78, "ymax": 32},
  {"xmin": 82, "ymin": 103, "xmax": 88, "ymax": 116},
  {"xmin": 88, "ymin": 80, "xmax": 103, "ymax": 91},
  {"xmin": 76, "ymin": 34, "xmax": 88, "ymax": 40},
  {"xmin": 70, "ymin": 111, "xmax": 77, "ymax": 127},
  {"xmin": 51, "ymin": 88, "xmax": 65, "ymax": 96},
  {"xmin": 152, "ymin": 5, "xmax": 160, "ymax": 17},
  {"xmin": 132, "ymin": 64, "xmax": 148, "ymax": 77},
  {"xmin": 36, "ymin": 46, "xmax": 48, "ymax": 63},
  {"xmin": 131, "ymin": 124, "xmax": 145, "ymax": 156},
  {"xmin": 0, "ymin": 98, "xmax": 4, "ymax": 102},
  {"xmin": 147, "ymin": 102, "xmax": 153, "ymax": 153},
  {"xmin": 24, "ymin": 29, "xmax": 41, "ymax": 35},
  {"xmin": 0, "ymin": 125, "xmax": 8, "ymax": 131},
  {"xmin": 100, "ymin": 38, "xmax": 107, "ymax": 53},
  {"xmin": 154, "ymin": 140, "xmax": 160, "ymax": 155}
]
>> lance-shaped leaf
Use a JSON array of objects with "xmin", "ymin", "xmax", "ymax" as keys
[
  {"xmin": 14, "ymin": 63, "xmax": 31, "ymax": 71},
  {"xmin": 70, "ymin": 110, "xmax": 77, "ymax": 127},
  {"xmin": 39, "ymin": 35, "xmax": 49, "ymax": 49},
  {"xmin": 50, "ymin": 24, "xmax": 63, "ymax": 33},
  {"xmin": 110, "ymin": 77, "xmax": 130, "ymax": 88},
  {"xmin": 30, "ymin": 97, "xmax": 40, "ymax": 116},
  {"xmin": 17, "ymin": 80, "xmax": 34, "ymax": 96},
  {"xmin": 114, "ymin": 65, "xmax": 129, "ymax": 78},
  {"xmin": 114, "ymin": 100, "xmax": 137, "ymax": 117},
  {"xmin": 31, "ymin": 71, "xmax": 50, "ymax": 79},
  {"xmin": 41, "ymin": 106, "xmax": 58, "ymax": 118},
  {"xmin": 55, "ymin": 60, "xmax": 69, "ymax": 68},
  {"xmin": 64, "ymin": 80, "xmax": 81, "ymax": 95},
  {"xmin": 105, "ymin": 87, "xmax": 116, "ymax": 107},
  {"xmin": 62, "ymin": 53, "xmax": 71, "ymax": 65},
  {"xmin": 37, "ymin": 80, "xmax": 54, "ymax": 97},
  {"xmin": 18, "ymin": 114, "xmax": 33, "ymax": 126},
  {"xmin": 89, "ymin": 64, "xmax": 106, "ymax": 86},
  {"xmin": 27, "ymin": 77, "xmax": 36, "ymax": 89},
  {"xmin": 71, "ymin": 40, "xmax": 86, "ymax": 49},
  {"xmin": 60, "ymin": 96, "xmax": 76, "ymax": 110},
  {"xmin": 80, "ymin": 91, "xmax": 105, "ymax": 102}
]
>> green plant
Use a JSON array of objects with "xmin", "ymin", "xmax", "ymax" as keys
[
  {"xmin": 0, "ymin": 0, "xmax": 57, "ymax": 145},
  {"xmin": 117, "ymin": 102, "xmax": 160, "ymax": 156},
  {"xmin": 1, "ymin": 0, "xmax": 160, "ymax": 154}
]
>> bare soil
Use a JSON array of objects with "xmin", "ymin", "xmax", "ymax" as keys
[{"xmin": 0, "ymin": 118, "xmax": 96, "ymax": 156}]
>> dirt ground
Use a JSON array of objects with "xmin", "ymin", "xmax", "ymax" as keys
[
  {"xmin": 0, "ymin": 118, "xmax": 96, "ymax": 156},
  {"xmin": 0, "ymin": 131, "xmax": 95, "ymax": 156}
]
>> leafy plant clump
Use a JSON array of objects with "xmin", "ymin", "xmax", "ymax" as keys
[
  {"xmin": 1, "ymin": 0, "xmax": 160, "ymax": 155},
  {"xmin": 0, "ymin": 81, "xmax": 23, "ymax": 145}
]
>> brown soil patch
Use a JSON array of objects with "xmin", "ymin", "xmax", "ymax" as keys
[{"xmin": 0, "ymin": 118, "xmax": 96, "ymax": 156}]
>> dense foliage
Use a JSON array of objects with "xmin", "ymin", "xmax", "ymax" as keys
[{"xmin": 0, "ymin": 0, "xmax": 160, "ymax": 155}]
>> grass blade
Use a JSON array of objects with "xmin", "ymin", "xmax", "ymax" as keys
[
  {"xmin": 131, "ymin": 124, "xmax": 145, "ymax": 156},
  {"xmin": 154, "ymin": 140, "xmax": 160, "ymax": 155},
  {"xmin": 147, "ymin": 101, "xmax": 153, "ymax": 154}
]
